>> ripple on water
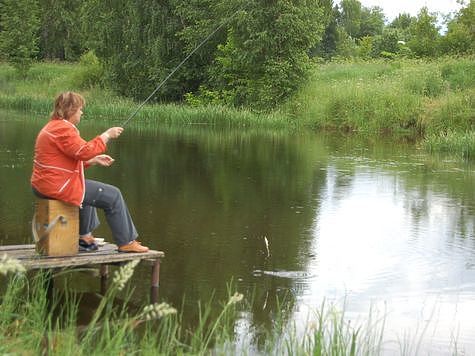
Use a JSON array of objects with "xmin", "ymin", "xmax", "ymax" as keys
[{"xmin": 252, "ymin": 269, "xmax": 314, "ymax": 279}]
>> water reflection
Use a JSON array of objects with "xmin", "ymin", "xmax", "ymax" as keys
[{"xmin": 1, "ymin": 112, "xmax": 474, "ymax": 353}]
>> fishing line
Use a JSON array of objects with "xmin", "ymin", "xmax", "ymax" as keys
[{"xmin": 121, "ymin": 10, "xmax": 239, "ymax": 128}]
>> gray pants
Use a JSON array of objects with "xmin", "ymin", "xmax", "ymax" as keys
[{"xmin": 80, "ymin": 179, "xmax": 137, "ymax": 246}]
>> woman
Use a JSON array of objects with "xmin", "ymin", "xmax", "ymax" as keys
[{"xmin": 31, "ymin": 91, "xmax": 149, "ymax": 253}]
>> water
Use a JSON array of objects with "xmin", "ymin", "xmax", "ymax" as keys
[{"xmin": 1, "ymin": 111, "xmax": 475, "ymax": 354}]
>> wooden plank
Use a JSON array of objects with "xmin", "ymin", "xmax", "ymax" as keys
[
  {"xmin": 0, "ymin": 244, "xmax": 36, "ymax": 251},
  {"xmin": 0, "ymin": 243, "xmax": 164, "ymax": 270}
]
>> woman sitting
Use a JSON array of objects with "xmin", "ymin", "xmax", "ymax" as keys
[{"xmin": 31, "ymin": 91, "xmax": 149, "ymax": 253}]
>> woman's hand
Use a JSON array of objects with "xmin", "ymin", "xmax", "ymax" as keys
[
  {"xmin": 87, "ymin": 154, "xmax": 115, "ymax": 167},
  {"xmin": 101, "ymin": 127, "xmax": 123, "ymax": 143}
]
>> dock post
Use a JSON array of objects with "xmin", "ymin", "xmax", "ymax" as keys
[
  {"xmin": 151, "ymin": 259, "xmax": 160, "ymax": 303},
  {"xmin": 100, "ymin": 265, "xmax": 109, "ymax": 295}
]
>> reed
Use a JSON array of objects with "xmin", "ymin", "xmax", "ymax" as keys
[
  {"xmin": 285, "ymin": 57, "xmax": 474, "ymax": 157},
  {"xmin": 424, "ymin": 130, "xmax": 475, "ymax": 159},
  {"xmin": 0, "ymin": 61, "xmax": 290, "ymax": 129},
  {"xmin": 1, "ymin": 57, "xmax": 474, "ymax": 156},
  {"xmin": 0, "ymin": 259, "xmax": 390, "ymax": 355}
]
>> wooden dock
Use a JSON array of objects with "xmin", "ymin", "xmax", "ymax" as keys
[{"xmin": 0, "ymin": 243, "xmax": 165, "ymax": 302}]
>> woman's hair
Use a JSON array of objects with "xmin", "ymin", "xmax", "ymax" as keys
[{"xmin": 51, "ymin": 92, "xmax": 85, "ymax": 120}]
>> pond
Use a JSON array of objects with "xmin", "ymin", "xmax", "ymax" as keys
[{"xmin": 1, "ymin": 110, "xmax": 475, "ymax": 354}]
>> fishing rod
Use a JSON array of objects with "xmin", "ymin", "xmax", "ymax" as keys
[{"xmin": 121, "ymin": 10, "xmax": 238, "ymax": 128}]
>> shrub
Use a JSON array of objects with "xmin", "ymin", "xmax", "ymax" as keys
[{"xmin": 72, "ymin": 50, "xmax": 104, "ymax": 89}]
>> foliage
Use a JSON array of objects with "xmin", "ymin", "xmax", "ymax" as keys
[
  {"xmin": 200, "ymin": 0, "xmax": 327, "ymax": 110},
  {"xmin": 359, "ymin": 6, "xmax": 385, "ymax": 38},
  {"xmin": 441, "ymin": 0, "xmax": 475, "ymax": 55},
  {"xmin": 0, "ymin": 62, "xmax": 290, "ymax": 128},
  {"xmin": 312, "ymin": 4, "xmax": 340, "ymax": 59},
  {"xmin": 284, "ymin": 57, "xmax": 475, "ymax": 147},
  {"xmin": 407, "ymin": 7, "xmax": 440, "ymax": 57},
  {"xmin": 338, "ymin": 0, "xmax": 362, "ymax": 39},
  {"xmin": 37, "ymin": 0, "xmax": 85, "ymax": 60},
  {"xmin": 80, "ymin": 1, "xmax": 187, "ymax": 101},
  {"xmin": 72, "ymin": 50, "xmax": 104, "ymax": 89},
  {"xmin": 0, "ymin": 0, "xmax": 40, "ymax": 76}
]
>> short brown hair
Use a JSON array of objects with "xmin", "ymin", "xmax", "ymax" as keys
[{"xmin": 51, "ymin": 92, "xmax": 85, "ymax": 120}]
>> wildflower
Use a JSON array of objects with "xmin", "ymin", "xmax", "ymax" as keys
[
  {"xmin": 0, "ymin": 254, "xmax": 26, "ymax": 275},
  {"xmin": 112, "ymin": 259, "xmax": 140, "ymax": 290},
  {"xmin": 227, "ymin": 292, "xmax": 244, "ymax": 305},
  {"xmin": 142, "ymin": 302, "xmax": 177, "ymax": 321}
]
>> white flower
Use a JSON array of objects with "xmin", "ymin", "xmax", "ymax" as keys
[
  {"xmin": 0, "ymin": 254, "xmax": 26, "ymax": 275},
  {"xmin": 142, "ymin": 302, "xmax": 177, "ymax": 320},
  {"xmin": 112, "ymin": 259, "xmax": 140, "ymax": 290},
  {"xmin": 227, "ymin": 292, "xmax": 244, "ymax": 305}
]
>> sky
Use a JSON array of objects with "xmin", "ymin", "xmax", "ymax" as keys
[{"xmin": 356, "ymin": 0, "xmax": 463, "ymax": 21}]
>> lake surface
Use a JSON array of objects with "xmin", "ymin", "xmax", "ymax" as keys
[{"xmin": 1, "ymin": 111, "xmax": 475, "ymax": 354}]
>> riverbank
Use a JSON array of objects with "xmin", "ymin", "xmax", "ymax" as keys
[
  {"xmin": 0, "ymin": 58, "xmax": 474, "ymax": 157},
  {"xmin": 286, "ymin": 57, "xmax": 475, "ymax": 158},
  {"xmin": 0, "ymin": 62, "xmax": 291, "ymax": 129}
]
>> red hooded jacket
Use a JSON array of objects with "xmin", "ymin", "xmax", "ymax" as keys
[{"xmin": 31, "ymin": 119, "xmax": 107, "ymax": 206}]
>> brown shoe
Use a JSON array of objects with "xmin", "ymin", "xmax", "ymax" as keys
[{"xmin": 118, "ymin": 240, "xmax": 149, "ymax": 253}]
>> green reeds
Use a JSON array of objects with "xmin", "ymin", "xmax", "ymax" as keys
[
  {"xmin": 0, "ymin": 256, "xmax": 385, "ymax": 355},
  {"xmin": 424, "ymin": 131, "xmax": 475, "ymax": 159},
  {"xmin": 0, "ymin": 61, "xmax": 290, "ymax": 129},
  {"xmin": 1, "ymin": 57, "xmax": 474, "ymax": 155}
]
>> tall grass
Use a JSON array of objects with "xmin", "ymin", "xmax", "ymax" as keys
[
  {"xmin": 1, "ymin": 57, "xmax": 474, "ymax": 156},
  {"xmin": 0, "ymin": 61, "xmax": 291, "ymax": 129},
  {"xmin": 0, "ymin": 257, "xmax": 394, "ymax": 355},
  {"xmin": 286, "ymin": 57, "xmax": 475, "ymax": 157}
]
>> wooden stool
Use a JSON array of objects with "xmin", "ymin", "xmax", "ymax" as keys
[{"xmin": 32, "ymin": 199, "xmax": 79, "ymax": 256}]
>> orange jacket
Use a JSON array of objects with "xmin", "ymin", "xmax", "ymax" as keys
[{"xmin": 31, "ymin": 119, "xmax": 107, "ymax": 206}]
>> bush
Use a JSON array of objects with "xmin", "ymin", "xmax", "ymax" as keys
[{"xmin": 72, "ymin": 50, "xmax": 104, "ymax": 89}]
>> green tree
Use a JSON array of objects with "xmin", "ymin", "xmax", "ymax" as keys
[
  {"xmin": 408, "ymin": 7, "xmax": 440, "ymax": 57},
  {"xmin": 338, "ymin": 0, "xmax": 362, "ymax": 38},
  {"xmin": 0, "ymin": 0, "xmax": 40, "ymax": 76},
  {"xmin": 372, "ymin": 27, "xmax": 404, "ymax": 57},
  {"xmin": 81, "ymin": 0, "xmax": 187, "ymax": 101},
  {"xmin": 312, "ymin": 4, "xmax": 340, "ymax": 59},
  {"xmin": 38, "ymin": 0, "xmax": 84, "ymax": 60},
  {"xmin": 389, "ymin": 13, "xmax": 415, "ymax": 31},
  {"xmin": 205, "ymin": 0, "xmax": 327, "ymax": 109},
  {"xmin": 441, "ymin": 0, "xmax": 475, "ymax": 54},
  {"xmin": 359, "ymin": 6, "xmax": 385, "ymax": 37}
]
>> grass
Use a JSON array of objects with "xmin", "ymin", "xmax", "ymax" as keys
[
  {"xmin": 0, "ymin": 61, "xmax": 291, "ymax": 130},
  {"xmin": 0, "ymin": 56, "xmax": 474, "ymax": 157},
  {"xmin": 284, "ymin": 57, "xmax": 475, "ymax": 157},
  {"xmin": 0, "ymin": 257, "xmax": 394, "ymax": 355}
]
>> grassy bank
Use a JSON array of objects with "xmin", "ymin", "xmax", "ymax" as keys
[
  {"xmin": 1, "ymin": 58, "xmax": 474, "ymax": 157},
  {"xmin": 0, "ymin": 62, "xmax": 291, "ymax": 129},
  {"xmin": 285, "ymin": 57, "xmax": 475, "ymax": 158},
  {"xmin": 0, "ymin": 259, "xmax": 390, "ymax": 355}
]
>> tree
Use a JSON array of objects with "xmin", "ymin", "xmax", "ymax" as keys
[
  {"xmin": 205, "ymin": 0, "xmax": 327, "ymax": 109},
  {"xmin": 390, "ymin": 13, "xmax": 415, "ymax": 31},
  {"xmin": 338, "ymin": 0, "xmax": 362, "ymax": 38},
  {"xmin": 408, "ymin": 7, "xmax": 440, "ymax": 57},
  {"xmin": 441, "ymin": 0, "xmax": 475, "ymax": 54},
  {"xmin": 312, "ymin": 4, "xmax": 340, "ymax": 59},
  {"xmin": 359, "ymin": 6, "xmax": 385, "ymax": 37},
  {"xmin": 0, "ymin": 0, "xmax": 40, "ymax": 76},
  {"xmin": 38, "ymin": 0, "xmax": 84, "ymax": 60},
  {"xmin": 81, "ymin": 0, "xmax": 188, "ymax": 101}
]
